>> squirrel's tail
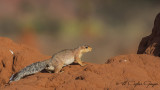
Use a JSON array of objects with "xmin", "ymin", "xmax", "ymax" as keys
[{"xmin": 9, "ymin": 60, "xmax": 49, "ymax": 83}]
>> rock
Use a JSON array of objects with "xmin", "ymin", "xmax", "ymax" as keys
[{"xmin": 137, "ymin": 13, "xmax": 160, "ymax": 56}]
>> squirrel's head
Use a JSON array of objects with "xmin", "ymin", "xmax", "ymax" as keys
[{"xmin": 78, "ymin": 45, "xmax": 92, "ymax": 53}]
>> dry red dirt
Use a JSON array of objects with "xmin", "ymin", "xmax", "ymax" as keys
[
  {"xmin": 0, "ymin": 37, "xmax": 160, "ymax": 90},
  {"xmin": 0, "ymin": 37, "xmax": 50, "ymax": 86}
]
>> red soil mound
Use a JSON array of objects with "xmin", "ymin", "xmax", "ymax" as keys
[
  {"xmin": 0, "ymin": 37, "xmax": 50, "ymax": 85},
  {"xmin": 138, "ymin": 13, "xmax": 160, "ymax": 56},
  {"xmin": 0, "ymin": 37, "xmax": 160, "ymax": 90}
]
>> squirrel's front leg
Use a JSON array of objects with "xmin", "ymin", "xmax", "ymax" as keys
[{"xmin": 75, "ymin": 57, "xmax": 86, "ymax": 66}]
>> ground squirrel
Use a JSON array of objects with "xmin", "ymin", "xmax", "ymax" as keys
[{"xmin": 9, "ymin": 45, "xmax": 92, "ymax": 83}]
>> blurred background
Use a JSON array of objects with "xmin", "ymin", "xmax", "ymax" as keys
[{"xmin": 0, "ymin": 0, "xmax": 160, "ymax": 63}]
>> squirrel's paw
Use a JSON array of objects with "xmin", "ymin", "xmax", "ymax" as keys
[
  {"xmin": 60, "ymin": 71, "xmax": 64, "ymax": 73},
  {"xmin": 81, "ymin": 64, "xmax": 87, "ymax": 67}
]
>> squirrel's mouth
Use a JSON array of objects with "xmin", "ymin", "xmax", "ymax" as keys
[{"xmin": 88, "ymin": 47, "xmax": 92, "ymax": 51}]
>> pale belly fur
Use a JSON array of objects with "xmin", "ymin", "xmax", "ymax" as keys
[{"xmin": 64, "ymin": 57, "xmax": 74, "ymax": 66}]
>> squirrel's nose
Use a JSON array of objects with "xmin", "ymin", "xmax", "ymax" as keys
[{"xmin": 88, "ymin": 47, "xmax": 92, "ymax": 51}]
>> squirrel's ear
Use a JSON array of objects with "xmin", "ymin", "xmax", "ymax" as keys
[
  {"xmin": 77, "ymin": 46, "xmax": 81, "ymax": 49},
  {"xmin": 79, "ymin": 45, "xmax": 84, "ymax": 47}
]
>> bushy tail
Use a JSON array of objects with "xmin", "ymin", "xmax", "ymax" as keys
[{"xmin": 9, "ymin": 60, "xmax": 48, "ymax": 83}]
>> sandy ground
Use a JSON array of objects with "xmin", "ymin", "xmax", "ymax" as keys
[{"xmin": 0, "ymin": 37, "xmax": 160, "ymax": 90}]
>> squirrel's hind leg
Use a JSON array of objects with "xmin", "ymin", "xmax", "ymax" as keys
[
  {"xmin": 54, "ymin": 63, "xmax": 64, "ymax": 73},
  {"xmin": 45, "ymin": 66, "xmax": 54, "ymax": 73}
]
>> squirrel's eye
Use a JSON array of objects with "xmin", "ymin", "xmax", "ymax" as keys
[{"xmin": 85, "ymin": 46, "xmax": 88, "ymax": 49}]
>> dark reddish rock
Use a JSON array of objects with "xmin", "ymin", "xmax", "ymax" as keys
[{"xmin": 137, "ymin": 13, "xmax": 160, "ymax": 56}]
